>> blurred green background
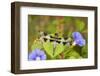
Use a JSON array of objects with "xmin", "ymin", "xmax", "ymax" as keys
[{"xmin": 28, "ymin": 15, "xmax": 88, "ymax": 59}]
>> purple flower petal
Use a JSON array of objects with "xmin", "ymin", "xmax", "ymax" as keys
[
  {"xmin": 75, "ymin": 39, "xmax": 86, "ymax": 46},
  {"xmin": 72, "ymin": 32, "xmax": 86, "ymax": 46},
  {"xmin": 35, "ymin": 49, "xmax": 41, "ymax": 56},
  {"xmin": 28, "ymin": 51, "xmax": 37, "ymax": 60},
  {"xmin": 40, "ymin": 55, "xmax": 46, "ymax": 60},
  {"xmin": 72, "ymin": 32, "xmax": 83, "ymax": 40},
  {"xmin": 28, "ymin": 49, "xmax": 46, "ymax": 61}
]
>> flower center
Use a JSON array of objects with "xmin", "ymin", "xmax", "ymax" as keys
[
  {"xmin": 72, "ymin": 41, "xmax": 76, "ymax": 46},
  {"xmin": 36, "ymin": 56, "xmax": 41, "ymax": 60}
]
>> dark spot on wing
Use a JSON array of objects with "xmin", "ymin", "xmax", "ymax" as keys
[
  {"xmin": 43, "ymin": 38, "xmax": 48, "ymax": 42},
  {"xmin": 64, "ymin": 36, "xmax": 68, "ymax": 40},
  {"xmin": 57, "ymin": 38, "xmax": 61, "ymax": 40},
  {"xmin": 55, "ymin": 33, "xmax": 58, "ymax": 37},
  {"xmin": 63, "ymin": 42, "xmax": 66, "ymax": 45},
  {"xmin": 50, "ymin": 35, "xmax": 55, "ymax": 38},
  {"xmin": 43, "ymin": 32, "xmax": 47, "ymax": 36},
  {"xmin": 50, "ymin": 39, "xmax": 54, "ymax": 42},
  {"xmin": 56, "ymin": 41, "xmax": 61, "ymax": 43}
]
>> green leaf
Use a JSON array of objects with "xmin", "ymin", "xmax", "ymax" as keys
[
  {"xmin": 65, "ymin": 49, "xmax": 81, "ymax": 59},
  {"xmin": 73, "ymin": 45, "xmax": 82, "ymax": 55},
  {"xmin": 68, "ymin": 56, "xmax": 77, "ymax": 59},
  {"xmin": 75, "ymin": 19, "xmax": 85, "ymax": 32},
  {"xmin": 43, "ymin": 42, "xmax": 54, "ymax": 58},
  {"xmin": 81, "ymin": 45, "xmax": 88, "ymax": 58},
  {"xmin": 31, "ymin": 40, "xmax": 43, "ymax": 50},
  {"xmin": 43, "ymin": 42, "xmax": 66, "ymax": 58},
  {"xmin": 68, "ymin": 31, "xmax": 72, "ymax": 37},
  {"xmin": 54, "ymin": 44, "xmax": 65, "ymax": 57}
]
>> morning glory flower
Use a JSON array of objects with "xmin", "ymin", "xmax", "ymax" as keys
[
  {"xmin": 72, "ymin": 32, "xmax": 86, "ymax": 46},
  {"xmin": 28, "ymin": 49, "xmax": 46, "ymax": 60}
]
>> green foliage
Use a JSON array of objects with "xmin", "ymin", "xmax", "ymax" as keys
[
  {"xmin": 54, "ymin": 44, "xmax": 66, "ymax": 57},
  {"xmin": 28, "ymin": 15, "xmax": 88, "ymax": 60},
  {"xmin": 75, "ymin": 19, "xmax": 85, "ymax": 32},
  {"xmin": 43, "ymin": 42, "xmax": 54, "ymax": 58},
  {"xmin": 31, "ymin": 39, "xmax": 87, "ymax": 59},
  {"xmin": 46, "ymin": 23, "xmax": 56, "ymax": 33},
  {"xmin": 31, "ymin": 40, "xmax": 43, "ymax": 51},
  {"xmin": 81, "ymin": 45, "xmax": 88, "ymax": 58},
  {"xmin": 73, "ymin": 45, "xmax": 82, "ymax": 56},
  {"xmin": 43, "ymin": 42, "xmax": 66, "ymax": 58},
  {"xmin": 65, "ymin": 49, "xmax": 81, "ymax": 59}
]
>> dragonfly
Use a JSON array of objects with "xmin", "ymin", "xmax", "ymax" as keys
[{"xmin": 39, "ymin": 32, "xmax": 72, "ymax": 55}]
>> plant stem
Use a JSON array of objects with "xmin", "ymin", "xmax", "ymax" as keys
[{"xmin": 60, "ymin": 52, "xmax": 64, "ymax": 59}]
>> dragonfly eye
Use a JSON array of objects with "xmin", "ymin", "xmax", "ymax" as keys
[{"xmin": 43, "ymin": 38, "xmax": 48, "ymax": 42}]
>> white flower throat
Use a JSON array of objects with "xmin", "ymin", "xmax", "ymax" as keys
[{"xmin": 36, "ymin": 56, "xmax": 41, "ymax": 60}]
